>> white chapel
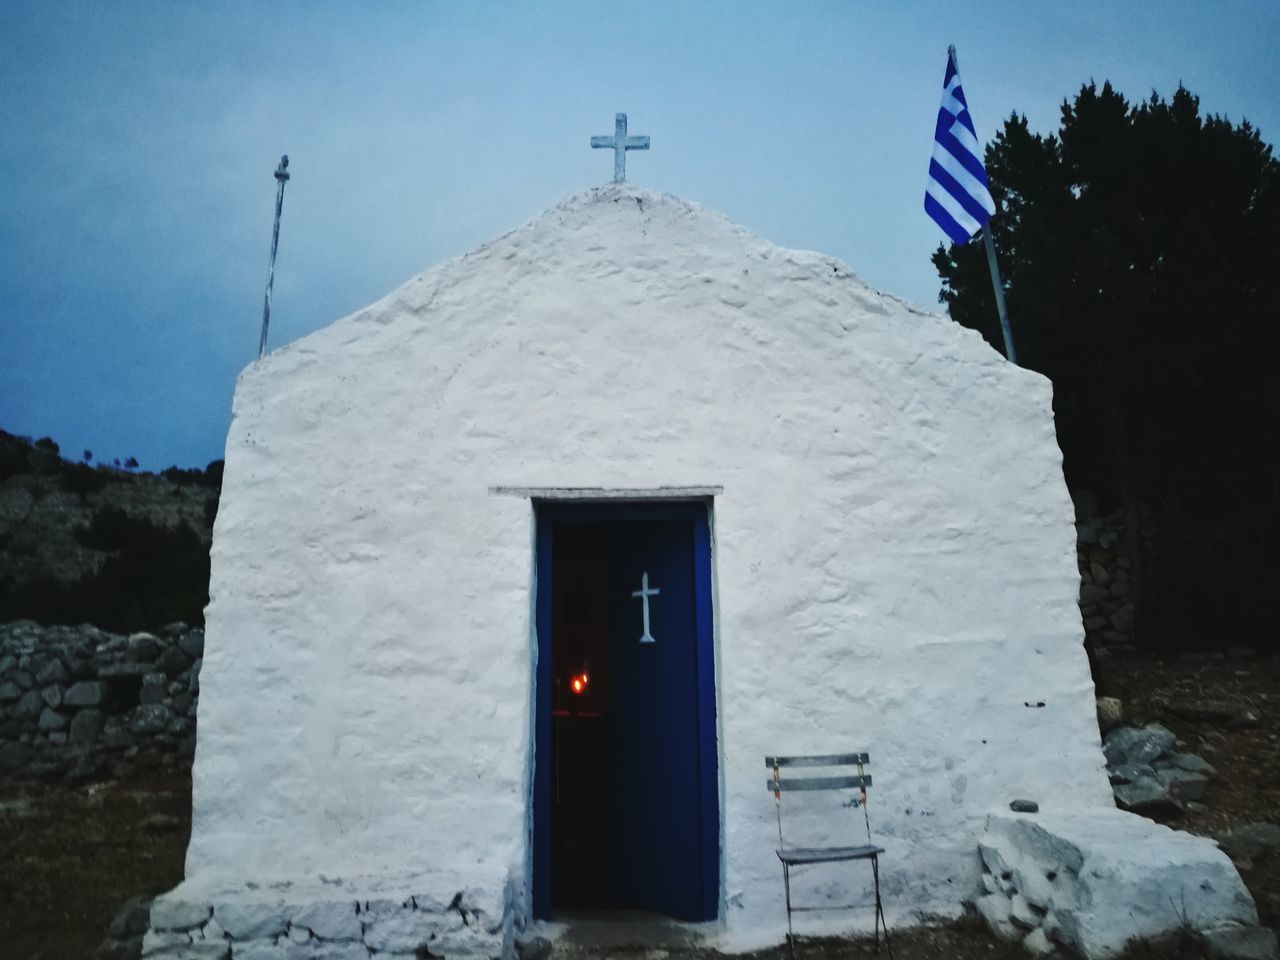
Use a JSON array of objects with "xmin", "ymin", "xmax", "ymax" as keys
[{"xmin": 153, "ymin": 178, "xmax": 1114, "ymax": 957}]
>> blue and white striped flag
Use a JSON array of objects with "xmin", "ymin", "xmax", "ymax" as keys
[{"xmin": 925, "ymin": 48, "xmax": 996, "ymax": 244}]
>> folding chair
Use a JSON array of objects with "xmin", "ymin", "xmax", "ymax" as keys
[{"xmin": 766, "ymin": 752, "xmax": 891, "ymax": 958}]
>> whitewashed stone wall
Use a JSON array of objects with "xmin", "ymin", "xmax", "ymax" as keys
[{"xmin": 169, "ymin": 185, "xmax": 1112, "ymax": 953}]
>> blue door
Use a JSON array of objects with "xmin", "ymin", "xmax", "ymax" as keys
[{"xmin": 534, "ymin": 503, "xmax": 718, "ymax": 922}]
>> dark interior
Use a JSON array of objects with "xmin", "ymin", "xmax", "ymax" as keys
[{"xmin": 549, "ymin": 522, "xmax": 613, "ymax": 910}]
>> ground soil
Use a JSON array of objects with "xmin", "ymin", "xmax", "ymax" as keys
[{"xmin": 0, "ymin": 653, "xmax": 1275, "ymax": 960}]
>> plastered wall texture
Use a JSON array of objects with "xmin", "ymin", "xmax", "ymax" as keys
[
  {"xmin": 0, "ymin": 620, "xmax": 202, "ymax": 779},
  {"xmin": 166, "ymin": 184, "xmax": 1111, "ymax": 954}
]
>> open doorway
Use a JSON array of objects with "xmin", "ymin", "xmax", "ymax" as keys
[{"xmin": 533, "ymin": 501, "xmax": 718, "ymax": 922}]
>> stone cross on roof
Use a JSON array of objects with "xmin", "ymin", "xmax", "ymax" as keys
[{"xmin": 591, "ymin": 113, "xmax": 650, "ymax": 183}]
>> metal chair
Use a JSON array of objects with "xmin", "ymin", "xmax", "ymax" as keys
[{"xmin": 766, "ymin": 752, "xmax": 891, "ymax": 958}]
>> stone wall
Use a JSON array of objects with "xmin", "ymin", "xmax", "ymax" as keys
[
  {"xmin": 0, "ymin": 620, "xmax": 202, "ymax": 779},
  {"xmin": 1075, "ymin": 505, "xmax": 1144, "ymax": 659}
]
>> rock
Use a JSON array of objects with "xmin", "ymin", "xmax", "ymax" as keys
[
  {"xmin": 109, "ymin": 894, "xmax": 155, "ymax": 939},
  {"xmin": 14, "ymin": 689, "xmax": 43, "ymax": 718},
  {"xmin": 975, "ymin": 893, "xmax": 1019, "ymax": 941},
  {"xmin": 40, "ymin": 683, "xmax": 64, "ymax": 707},
  {"xmin": 213, "ymin": 902, "xmax": 288, "ymax": 941},
  {"xmin": 38, "ymin": 707, "xmax": 68, "ymax": 731},
  {"xmin": 172, "ymin": 693, "xmax": 193, "ymax": 715},
  {"xmin": 140, "ymin": 676, "xmax": 168, "ymax": 705},
  {"xmin": 289, "ymin": 901, "xmax": 362, "ymax": 941},
  {"xmin": 1155, "ymin": 752, "xmax": 1217, "ymax": 777},
  {"xmin": 1080, "ymin": 584, "xmax": 1110, "ymax": 603},
  {"xmin": 1009, "ymin": 892, "xmax": 1039, "ymax": 930},
  {"xmin": 984, "ymin": 810, "xmax": 1258, "ymax": 959},
  {"xmin": 127, "ymin": 632, "xmax": 161, "ymax": 662},
  {"xmin": 1166, "ymin": 700, "xmax": 1261, "ymax": 729},
  {"xmin": 35, "ymin": 659, "xmax": 70, "ymax": 684},
  {"xmin": 1156, "ymin": 768, "xmax": 1210, "ymax": 803},
  {"xmin": 1009, "ymin": 799, "xmax": 1039, "ymax": 813},
  {"xmin": 1108, "ymin": 761, "xmax": 1156, "ymax": 785},
  {"xmin": 0, "ymin": 681, "xmax": 20, "ymax": 703},
  {"xmin": 64, "ymin": 680, "xmax": 105, "ymax": 707},
  {"xmin": 70, "ymin": 708, "xmax": 104, "ymax": 744},
  {"xmin": 516, "ymin": 935, "xmax": 553, "ymax": 960},
  {"xmin": 1219, "ymin": 823, "xmax": 1280, "ymax": 862},
  {"xmin": 1023, "ymin": 927, "xmax": 1054, "ymax": 955},
  {"xmin": 189, "ymin": 661, "xmax": 201, "ymax": 693},
  {"xmin": 1103, "ymin": 724, "xmax": 1176, "ymax": 767},
  {"xmin": 178, "ymin": 631, "xmax": 205, "ymax": 660},
  {"xmin": 150, "ymin": 898, "xmax": 212, "ymax": 931},
  {"xmin": 131, "ymin": 703, "xmax": 173, "ymax": 735},
  {"xmin": 1202, "ymin": 924, "xmax": 1279, "ymax": 960},
  {"xmin": 1113, "ymin": 777, "xmax": 1183, "ymax": 816},
  {"xmin": 12, "ymin": 670, "xmax": 33, "ymax": 689},
  {"xmin": 362, "ymin": 909, "xmax": 453, "ymax": 951},
  {"xmin": 156, "ymin": 646, "xmax": 192, "ymax": 678},
  {"xmin": 1096, "ymin": 697, "xmax": 1123, "ymax": 733}
]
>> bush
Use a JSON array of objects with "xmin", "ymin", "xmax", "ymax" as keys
[
  {"xmin": 61, "ymin": 462, "xmax": 109, "ymax": 499},
  {"xmin": 1, "ymin": 506, "xmax": 212, "ymax": 630}
]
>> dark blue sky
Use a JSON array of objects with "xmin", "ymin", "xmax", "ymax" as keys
[{"xmin": 3, "ymin": 2, "xmax": 1277, "ymax": 469}]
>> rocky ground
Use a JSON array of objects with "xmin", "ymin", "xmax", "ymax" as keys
[{"xmin": 0, "ymin": 650, "xmax": 1275, "ymax": 960}]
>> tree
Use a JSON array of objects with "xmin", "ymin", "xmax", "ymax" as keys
[{"xmin": 933, "ymin": 83, "xmax": 1280, "ymax": 651}]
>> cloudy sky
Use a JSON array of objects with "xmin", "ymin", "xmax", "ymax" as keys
[{"xmin": 3, "ymin": 1, "xmax": 1278, "ymax": 469}]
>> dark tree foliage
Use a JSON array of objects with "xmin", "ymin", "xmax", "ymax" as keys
[{"xmin": 934, "ymin": 83, "xmax": 1280, "ymax": 651}]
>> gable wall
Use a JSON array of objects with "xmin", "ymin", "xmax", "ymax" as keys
[{"xmin": 182, "ymin": 188, "xmax": 1110, "ymax": 948}]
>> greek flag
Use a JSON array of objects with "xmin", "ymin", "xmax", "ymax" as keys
[{"xmin": 925, "ymin": 48, "xmax": 996, "ymax": 244}]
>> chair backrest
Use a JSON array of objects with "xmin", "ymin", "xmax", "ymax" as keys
[
  {"xmin": 765, "ymin": 753, "xmax": 872, "ymax": 795},
  {"xmin": 766, "ymin": 752, "xmax": 874, "ymax": 845}
]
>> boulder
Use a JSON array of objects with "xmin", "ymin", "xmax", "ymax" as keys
[
  {"xmin": 40, "ymin": 684, "xmax": 64, "ymax": 708},
  {"xmin": 981, "ymin": 810, "xmax": 1258, "ymax": 959},
  {"xmin": 1155, "ymin": 752, "xmax": 1217, "ymax": 777},
  {"xmin": 1103, "ymin": 724, "xmax": 1176, "ymax": 767},
  {"xmin": 1096, "ymin": 697, "xmax": 1123, "ymax": 733},
  {"xmin": 1113, "ymin": 776, "xmax": 1183, "ymax": 816},
  {"xmin": 1156, "ymin": 768, "xmax": 1211, "ymax": 803}
]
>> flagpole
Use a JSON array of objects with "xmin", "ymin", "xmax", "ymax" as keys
[
  {"xmin": 982, "ymin": 228, "xmax": 1018, "ymax": 364},
  {"xmin": 948, "ymin": 44, "xmax": 1017, "ymax": 364}
]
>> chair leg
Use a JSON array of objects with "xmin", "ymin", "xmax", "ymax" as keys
[
  {"xmin": 783, "ymin": 862, "xmax": 795, "ymax": 960},
  {"xmin": 871, "ymin": 855, "xmax": 892, "ymax": 959}
]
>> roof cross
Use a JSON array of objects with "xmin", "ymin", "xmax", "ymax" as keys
[{"xmin": 591, "ymin": 113, "xmax": 650, "ymax": 183}]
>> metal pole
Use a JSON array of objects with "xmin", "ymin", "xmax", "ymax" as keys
[
  {"xmin": 982, "ymin": 228, "xmax": 1018, "ymax": 364},
  {"xmin": 258, "ymin": 155, "xmax": 290, "ymax": 359}
]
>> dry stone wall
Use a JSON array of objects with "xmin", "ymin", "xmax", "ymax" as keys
[
  {"xmin": 1076, "ymin": 506, "xmax": 1141, "ymax": 658},
  {"xmin": 0, "ymin": 620, "xmax": 201, "ymax": 779}
]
